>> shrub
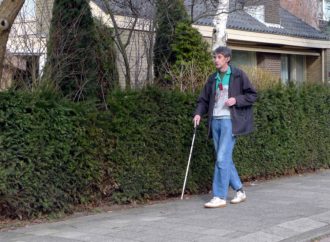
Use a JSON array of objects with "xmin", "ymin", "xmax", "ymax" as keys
[
  {"xmin": 153, "ymin": 0, "xmax": 189, "ymax": 82},
  {"xmin": 94, "ymin": 18, "xmax": 118, "ymax": 93},
  {"xmin": 97, "ymin": 87, "xmax": 213, "ymax": 203},
  {"xmin": 168, "ymin": 21, "xmax": 213, "ymax": 92},
  {"xmin": 100, "ymin": 85, "xmax": 330, "ymax": 202},
  {"xmin": 236, "ymin": 84, "xmax": 330, "ymax": 179},
  {"xmin": 45, "ymin": 0, "xmax": 98, "ymax": 100},
  {"xmin": 0, "ymin": 84, "xmax": 329, "ymax": 218},
  {"xmin": 0, "ymin": 91, "xmax": 101, "ymax": 219},
  {"xmin": 240, "ymin": 65, "xmax": 280, "ymax": 90}
]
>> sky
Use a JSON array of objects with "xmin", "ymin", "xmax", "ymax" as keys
[
  {"xmin": 1, "ymin": 0, "xmax": 34, "ymax": 13},
  {"xmin": 23, "ymin": 0, "xmax": 36, "ymax": 19}
]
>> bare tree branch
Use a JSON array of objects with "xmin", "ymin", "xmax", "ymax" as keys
[
  {"xmin": 101, "ymin": 0, "xmax": 133, "ymax": 89},
  {"xmin": 98, "ymin": 0, "xmax": 156, "ymax": 89},
  {"xmin": 186, "ymin": 0, "xmax": 261, "ymax": 48}
]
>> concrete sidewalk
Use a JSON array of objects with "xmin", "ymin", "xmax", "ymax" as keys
[{"xmin": 1, "ymin": 170, "xmax": 330, "ymax": 242}]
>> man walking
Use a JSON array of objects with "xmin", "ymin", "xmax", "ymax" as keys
[{"xmin": 193, "ymin": 46, "xmax": 257, "ymax": 208}]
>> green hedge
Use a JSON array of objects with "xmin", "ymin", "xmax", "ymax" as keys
[
  {"xmin": 100, "ymin": 85, "xmax": 330, "ymax": 203},
  {"xmin": 237, "ymin": 84, "xmax": 330, "ymax": 179},
  {"xmin": 97, "ymin": 89, "xmax": 213, "ymax": 203},
  {"xmin": 0, "ymin": 91, "xmax": 101, "ymax": 219},
  {"xmin": 0, "ymin": 84, "xmax": 329, "ymax": 218}
]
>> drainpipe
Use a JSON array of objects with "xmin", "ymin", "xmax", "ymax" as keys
[{"xmin": 322, "ymin": 49, "xmax": 325, "ymax": 84}]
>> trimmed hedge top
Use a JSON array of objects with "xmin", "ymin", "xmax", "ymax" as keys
[{"xmin": 0, "ymin": 84, "xmax": 329, "ymax": 218}]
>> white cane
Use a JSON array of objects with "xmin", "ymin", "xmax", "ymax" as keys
[{"xmin": 181, "ymin": 125, "xmax": 197, "ymax": 200}]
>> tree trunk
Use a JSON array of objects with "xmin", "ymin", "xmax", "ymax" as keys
[
  {"xmin": 0, "ymin": 0, "xmax": 25, "ymax": 82},
  {"xmin": 213, "ymin": 0, "xmax": 229, "ymax": 49}
]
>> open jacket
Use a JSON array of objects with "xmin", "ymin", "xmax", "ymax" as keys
[{"xmin": 194, "ymin": 65, "xmax": 257, "ymax": 137}]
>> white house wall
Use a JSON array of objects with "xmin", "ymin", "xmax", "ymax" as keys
[
  {"xmin": 90, "ymin": 1, "xmax": 153, "ymax": 31},
  {"xmin": 115, "ymin": 29, "xmax": 153, "ymax": 88},
  {"xmin": 90, "ymin": 1, "xmax": 154, "ymax": 87}
]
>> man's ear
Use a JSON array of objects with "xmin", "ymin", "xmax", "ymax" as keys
[{"xmin": 226, "ymin": 56, "xmax": 231, "ymax": 63}]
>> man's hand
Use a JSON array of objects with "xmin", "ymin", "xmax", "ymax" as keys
[
  {"xmin": 193, "ymin": 115, "xmax": 201, "ymax": 128},
  {"xmin": 225, "ymin": 97, "xmax": 236, "ymax": 107}
]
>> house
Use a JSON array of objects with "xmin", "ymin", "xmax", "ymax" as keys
[
  {"xmin": 75, "ymin": 0, "xmax": 330, "ymax": 86},
  {"xmin": 192, "ymin": 0, "xmax": 330, "ymax": 84},
  {"xmin": 2, "ymin": 0, "xmax": 330, "ymax": 89},
  {"xmin": 2, "ymin": 0, "xmax": 154, "ymax": 89},
  {"xmin": 2, "ymin": 0, "xmax": 47, "ymax": 90},
  {"xmin": 90, "ymin": 0, "xmax": 155, "ymax": 88},
  {"xmin": 91, "ymin": 0, "xmax": 330, "ymax": 85}
]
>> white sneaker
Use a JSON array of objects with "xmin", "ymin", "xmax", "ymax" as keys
[
  {"xmin": 204, "ymin": 197, "xmax": 226, "ymax": 208},
  {"xmin": 230, "ymin": 191, "xmax": 246, "ymax": 204}
]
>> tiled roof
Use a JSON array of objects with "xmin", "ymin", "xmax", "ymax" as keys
[
  {"xmin": 195, "ymin": 8, "xmax": 330, "ymax": 40},
  {"xmin": 93, "ymin": 0, "xmax": 330, "ymax": 40},
  {"xmin": 92, "ymin": 0, "xmax": 154, "ymax": 19}
]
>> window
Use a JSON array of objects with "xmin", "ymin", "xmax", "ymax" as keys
[
  {"xmin": 281, "ymin": 55, "xmax": 306, "ymax": 84},
  {"xmin": 231, "ymin": 50, "xmax": 257, "ymax": 68},
  {"xmin": 281, "ymin": 55, "xmax": 289, "ymax": 84},
  {"xmin": 12, "ymin": 55, "xmax": 40, "ymax": 88},
  {"xmin": 292, "ymin": 55, "xmax": 305, "ymax": 84}
]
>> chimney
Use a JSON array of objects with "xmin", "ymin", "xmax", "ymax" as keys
[
  {"xmin": 264, "ymin": 0, "xmax": 280, "ymax": 24},
  {"xmin": 236, "ymin": 0, "xmax": 245, "ymax": 10}
]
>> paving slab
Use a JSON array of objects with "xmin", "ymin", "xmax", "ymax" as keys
[{"xmin": 1, "ymin": 170, "xmax": 330, "ymax": 242}]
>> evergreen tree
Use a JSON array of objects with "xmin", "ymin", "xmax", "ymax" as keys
[
  {"xmin": 45, "ymin": 0, "xmax": 98, "ymax": 101},
  {"xmin": 171, "ymin": 21, "xmax": 212, "ymax": 69},
  {"xmin": 94, "ymin": 18, "xmax": 118, "ymax": 94},
  {"xmin": 153, "ymin": 0, "xmax": 188, "ymax": 83},
  {"xmin": 170, "ymin": 21, "xmax": 213, "ymax": 91}
]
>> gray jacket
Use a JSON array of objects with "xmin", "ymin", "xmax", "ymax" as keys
[{"xmin": 194, "ymin": 65, "xmax": 257, "ymax": 137}]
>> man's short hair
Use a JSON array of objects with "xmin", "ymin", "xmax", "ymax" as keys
[{"xmin": 213, "ymin": 46, "xmax": 232, "ymax": 58}]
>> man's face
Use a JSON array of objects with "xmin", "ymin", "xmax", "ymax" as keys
[{"xmin": 213, "ymin": 53, "xmax": 230, "ymax": 70}]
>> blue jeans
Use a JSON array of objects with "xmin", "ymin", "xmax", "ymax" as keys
[{"xmin": 211, "ymin": 118, "xmax": 242, "ymax": 199}]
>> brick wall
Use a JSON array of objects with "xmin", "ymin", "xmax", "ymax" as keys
[
  {"xmin": 280, "ymin": 0, "xmax": 320, "ymax": 29},
  {"xmin": 265, "ymin": 0, "xmax": 280, "ymax": 24},
  {"xmin": 257, "ymin": 53, "xmax": 281, "ymax": 78},
  {"xmin": 245, "ymin": 0, "xmax": 281, "ymax": 24},
  {"xmin": 306, "ymin": 55, "xmax": 322, "ymax": 83}
]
